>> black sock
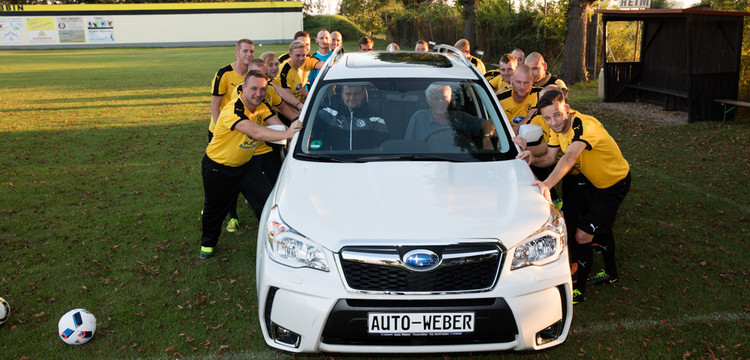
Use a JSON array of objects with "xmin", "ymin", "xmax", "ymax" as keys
[
  {"xmin": 575, "ymin": 242, "xmax": 593, "ymax": 293},
  {"xmin": 598, "ymin": 231, "xmax": 618, "ymax": 278}
]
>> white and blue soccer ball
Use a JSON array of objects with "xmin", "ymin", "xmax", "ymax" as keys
[
  {"xmin": 58, "ymin": 308, "xmax": 96, "ymax": 345},
  {"xmin": 0, "ymin": 297, "xmax": 9, "ymax": 326}
]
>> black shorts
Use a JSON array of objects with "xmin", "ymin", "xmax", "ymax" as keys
[{"xmin": 573, "ymin": 172, "xmax": 631, "ymax": 236}]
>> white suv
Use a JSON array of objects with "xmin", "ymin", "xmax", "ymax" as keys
[{"xmin": 256, "ymin": 47, "xmax": 572, "ymax": 353}]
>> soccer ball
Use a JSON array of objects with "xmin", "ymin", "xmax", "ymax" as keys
[
  {"xmin": 0, "ymin": 297, "xmax": 9, "ymax": 326},
  {"xmin": 58, "ymin": 309, "xmax": 96, "ymax": 345}
]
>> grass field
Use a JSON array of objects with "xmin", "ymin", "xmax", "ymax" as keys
[{"xmin": 0, "ymin": 45, "xmax": 748, "ymax": 360}]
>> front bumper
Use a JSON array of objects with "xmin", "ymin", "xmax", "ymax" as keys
[{"xmin": 256, "ymin": 242, "xmax": 572, "ymax": 353}]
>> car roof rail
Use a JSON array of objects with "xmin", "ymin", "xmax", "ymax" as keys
[
  {"xmin": 316, "ymin": 45, "xmax": 344, "ymax": 86},
  {"xmin": 433, "ymin": 44, "xmax": 471, "ymax": 67},
  {"xmin": 329, "ymin": 45, "xmax": 345, "ymax": 66}
]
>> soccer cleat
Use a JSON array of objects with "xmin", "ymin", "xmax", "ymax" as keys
[
  {"xmin": 199, "ymin": 246, "xmax": 214, "ymax": 259},
  {"xmin": 226, "ymin": 218, "xmax": 240, "ymax": 233},
  {"xmin": 587, "ymin": 269, "xmax": 618, "ymax": 286},
  {"xmin": 572, "ymin": 289, "xmax": 585, "ymax": 305},
  {"xmin": 552, "ymin": 198, "xmax": 563, "ymax": 211}
]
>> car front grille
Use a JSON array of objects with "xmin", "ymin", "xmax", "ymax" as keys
[{"xmin": 339, "ymin": 244, "xmax": 503, "ymax": 293}]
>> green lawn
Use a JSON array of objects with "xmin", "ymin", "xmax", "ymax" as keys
[{"xmin": 0, "ymin": 46, "xmax": 748, "ymax": 359}]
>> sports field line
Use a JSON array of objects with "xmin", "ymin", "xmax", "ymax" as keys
[
  {"xmin": 636, "ymin": 165, "xmax": 750, "ymax": 215},
  {"xmin": 576, "ymin": 311, "xmax": 750, "ymax": 334}
]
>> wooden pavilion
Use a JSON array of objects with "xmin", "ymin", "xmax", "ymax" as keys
[{"xmin": 595, "ymin": 9, "xmax": 749, "ymax": 122}]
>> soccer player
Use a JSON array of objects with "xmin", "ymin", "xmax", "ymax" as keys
[
  {"xmin": 515, "ymin": 85, "xmax": 569, "ymax": 208},
  {"xmin": 274, "ymin": 40, "xmax": 323, "ymax": 111},
  {"xmin": 306, "ymin": 29, "xmax": 333, "ymax": 91},
  {"xmin": 485, "ymin": 53, "xmax": 517, "ymax": 93},
  {"xmin": 454, "ymin": 39, "xmax": 486, "ymax": 75},
  {"xmin": 278, "ymin": 31, "xmax": 310, "ymax": 63},
  {"xmin": 210, "ymin": 39, "xmax": 254, "ymax": 141},
  {"xmin": 359, "ymin": 36, "xmax": 374, "ymax": 52},
  {"xmin": 415, "ymin": 40, "xmax": 429, "ymax": 52},
  {"xmin": 200, "ymin": 70, "xmax": 302, "ymax": 259},
  {"xmin": 511, "ymin": 48, "xmax": 525, "ymax": 66},
  {"xmin": 525, "ymin": 52, "xmax": 567, "ymax": 89},
  {"xmin": 496, "ymin": 65, "xmax": 541, "ymax": 128},
  {"xmin": 208, "ymin": 38, "xmax": 254, "ymax": 232},
  {"xmin": 516, "ymin": 89, "xmax": 630, "ymax": 304},
  {"xmin": 331, "ymin": 31, "xmax": 343, "ymax": 53}
]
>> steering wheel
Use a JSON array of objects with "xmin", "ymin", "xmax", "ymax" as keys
[{"xmin": 423, "ymin": 126, "xmax": 475, "ymax": 152}]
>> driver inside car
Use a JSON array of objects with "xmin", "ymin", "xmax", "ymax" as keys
[
  {"xmin": 310, "ymin": 84, "xmax": 389, "ymax": 150},
  {"xmin": 404, "ymin": 83, "xmax": 495, "ymax": 150}
]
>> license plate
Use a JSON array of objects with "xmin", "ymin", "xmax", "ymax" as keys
[{"xmin": 367, "ymin": 312, "xmax": 475, "ymax": 335}]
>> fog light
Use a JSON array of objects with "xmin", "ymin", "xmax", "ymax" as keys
[
  {"xmin": 272, "ymin": 322, "xmax": 301, "ymax": 348},
  {"xmin": 536, "ymin": 320, "xmax": 562, "ymax": 345}
]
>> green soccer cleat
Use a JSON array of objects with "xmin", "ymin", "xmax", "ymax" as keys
[
  {"xmin": 226, "ymin": 218, "xmax": 240, "ymax": 233},
  {"xmin": 199, "ymin": 246, "xmax": 214, "ymax": 259},
  {"xmin": 572, "ymin": 289, "xmax": 585, "ymax": 305},
  {"xmin": 587, "ymin": 269, "xmax": 618, "ymax": 286}
]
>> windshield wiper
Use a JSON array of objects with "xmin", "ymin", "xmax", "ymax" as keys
[
  {"xmin": 294, "ymin": 152, "xmax": 349, "ymax": 162},
  {"xmin": 355, "ymin": 154, "xmax": 465, "ymax": 162}
]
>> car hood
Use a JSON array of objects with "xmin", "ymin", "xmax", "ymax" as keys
[{"xmin": 272, "ymin": 158, "xmax": 551, "ymax": 251}]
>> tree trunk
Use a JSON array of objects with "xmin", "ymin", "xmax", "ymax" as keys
[
  {"xmin": 463, "ymin": 0, "xmax": 477, "ymax": 46},
  {"xmin": 562, "ymin": 0, "xmax": 594, "ymax": 85}
]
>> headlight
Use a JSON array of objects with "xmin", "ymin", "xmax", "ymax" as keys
[
  {"xmin": 266, "ymin": 206, "xmax": 329, "ymax": 271},
  {"xmin": 511, "ymin": 204, "xmax": 566, "ymax": 270}
]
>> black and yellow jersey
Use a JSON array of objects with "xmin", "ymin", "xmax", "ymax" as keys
[
  {"xmin": 484, "ymin": 69, "xmax": 499, "ymax": 82},
  {"xmin": 210, "ymin": 64, "xmax": 246, "ymax": 133},
  {"xmin": 229, "ymin": 84, "xmax": 282, "ymax": 156},
  {"xmin": 274, "ymin": 62, "xmax": 305, "ymax": 101},
  {"xmin": 206, "ymin": 96, "xmax": 275, "ymax": 167},
  {"xmin": 497, "ymin": 87, "xmax": 541, "ymax": 127},
  {"xmin": 468, "ymin": 55, "xmax": 486, "ymax": 75},
  {"xmin": 489, "ymin": 76, "xmax": 510, "ymax": 94},
  {"xmin": 534, "ymin": 72, "xmax": 567, "ymax": 89},
  {"xmin": 548, "ymin": 111, "xmax": 629, "ymax": 188}
]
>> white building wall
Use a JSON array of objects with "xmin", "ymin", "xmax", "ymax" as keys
[{"xmin": 0, "ymin": 3, "xmax": 303, "ymax": 48}]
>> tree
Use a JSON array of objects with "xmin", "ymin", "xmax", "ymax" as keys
[
  {"xmin": 458, "ymin": 0, "xmax": 478, "ymax": 46},
  {"xmin": 561, "ymin": 0, "xmax": 595, "ymax": 84}
]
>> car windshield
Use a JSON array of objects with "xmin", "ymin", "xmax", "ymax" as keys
[{"xmin": 294, "ymin": 78, "xmax": 517, "ymax": 162}]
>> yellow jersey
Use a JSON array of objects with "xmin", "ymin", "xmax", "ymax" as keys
[
  {"xmin": 547, "ymin": 111, "xmax": 629, "ymax": 188},
  {"xmin": 275, "ymin": 62, "xmax": 304, "ymax": 101},
  {"xmin": 210, "ymin": 64, "xmax": 246, "ymax": 133},
  {"xmin": 468, "ymin": 55, "xmax": 486, "ymax": 75},
  {"xmin": 497, "ymin": 88, "xmax": 541, "ymax": 127},
  {"xmin": 206, "ymin": 96, "xmax": 275, "ymax": 167},
  {"xmin": 229, "ymin": 84, "xmax": 283, "ymax": 156},
  {"xmin": 488, "ymin": 76, "xmax": 510, "ymax": 93}
]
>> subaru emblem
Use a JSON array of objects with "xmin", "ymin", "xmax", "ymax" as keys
[{"xmin": 403, "ymin": 250, "xmax": 440, "ymax": 271}]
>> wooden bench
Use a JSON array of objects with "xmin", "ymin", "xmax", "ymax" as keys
[
  {"xmin": 714, "ymin": 99, "xmax": 750, "ymax": 123},
  {"xmin": 626, "ymin": 84, "xmax": 687, "ymax": 111}
]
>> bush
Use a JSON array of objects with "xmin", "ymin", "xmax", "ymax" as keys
[
  {"xmin": 304, "ymin": 15, "xmax": 368, "ymax": 41},
  {"xmin": 474, "ymin": 0, "xmax": 566, "ymax": 70},
  {"xmin": 384, "ymin": 2, "xmax": 463, "ymax": 50},
  {"xmin": 383, "ymin": 1, "xmax": 565, "ymax": 71}
]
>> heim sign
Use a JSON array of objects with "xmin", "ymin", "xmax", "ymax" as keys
[{"xmin": 619, "ymin": 0, "xmax": 652, "ymax": 8}]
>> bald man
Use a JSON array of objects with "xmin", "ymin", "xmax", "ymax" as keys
[
  {"xmin": 525, "ymin": 52, "xmax": 567, "ymax": 89},
  {"xmin": 454, "ymin": 39, "xmax": 486, "ymax": 75},
  {"xmin": 496, "ymin": 65, "xmax": 542, "ymax": 129}
]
